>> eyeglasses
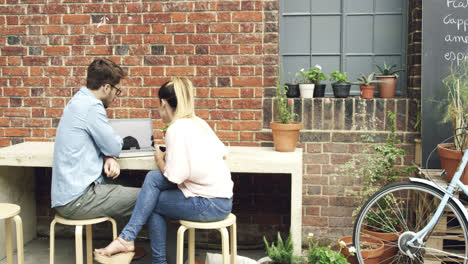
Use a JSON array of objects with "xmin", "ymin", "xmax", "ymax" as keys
[{"xmin": 110, "ymin": 84, "xmax": 122, "ymax": 96}]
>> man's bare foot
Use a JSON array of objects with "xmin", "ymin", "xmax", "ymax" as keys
[{"xmin": 94, "ymin": 237, "xmax": 135, "ymax": 257}]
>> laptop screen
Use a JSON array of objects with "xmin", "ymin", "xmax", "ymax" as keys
[{"xmin": 108, "ymin": 118, "xmax": 154, "ymax": 150}]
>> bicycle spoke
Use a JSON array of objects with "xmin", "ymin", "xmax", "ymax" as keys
[{"xmin": 353, "ymin": 182, "xmax": 468, "ymax": 264}]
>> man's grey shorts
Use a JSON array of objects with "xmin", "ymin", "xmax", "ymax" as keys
[{"xmin": 54, "ymin": 182, "xmax": 140, "ymax": 220}]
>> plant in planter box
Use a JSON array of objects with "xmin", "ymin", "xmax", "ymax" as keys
[
  {"xmin": 352, "ymin": 72, "xmax": 384, "ymax": 99},
  {"xmin": 269, "ymin": 75, "xmax": 302, "ymax": 152},
  {"xmin": 340, "ymin": 111, "xmax": 415, "ymax": 264},
  {"xmin": 437, "ymin": 59, "xmax": 468, "ymax": 183},
  {"xmin": 296, "ymin": 65, "xmax": 326, "ymax": 98},
  {"xmin": 263, "ymin": 232, "xmax": 301, "ymax": 264},
  {"xmin": 375, "ymin": 62, "xmax": 404, "ymax": 98},
  {"xmin": 329, "ymin": 70, "xmax": 351, "ymax": 98}
]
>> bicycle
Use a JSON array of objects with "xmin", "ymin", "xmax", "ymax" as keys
[{"xmin": 352, "ymin": 144, "xmax": 468, "ymax": 263}]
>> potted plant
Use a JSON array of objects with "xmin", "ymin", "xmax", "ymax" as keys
[
  {"xmin": 285, "ymin": 76, "xmax": 300, "ymax": 98},
  {"xmin": 270, "ymin": 76, "xmax": 302, "ymax": 152},
  {"xmin": 341, "ymin": 111, "xmax": 415, "ymax": 264},
  {"xmin": 338, "ymin": 236, "xmax": 384, "ymax": 264},
  {"xmin": 375, "ymin": 62, "xmax": 404, "ymax": 98},
  {"xmin": 329, "ymin": 70, "xmax": 351, "ymax": 98},
  {"xmin": 437, "ymin": 60, "xmax": 468, "ymax": 183},
  {"xmin": 296, "ymin": 65, "xmax": 326, "ymax": 98},
  {"xmin": 263, "ymin": 232, "xmax": 301, "ymax": 264},
  {"xmin": 352, "ymin": 72, "xmax": 384, "ymax": 99},
  {"xmin": 307, "ymin": 233, "xmax": 349, "ymax": 264}
]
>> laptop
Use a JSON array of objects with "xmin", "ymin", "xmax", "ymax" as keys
[{"xmin": 108, "ymin": 118, "xmax": 155, "ymax": 158}]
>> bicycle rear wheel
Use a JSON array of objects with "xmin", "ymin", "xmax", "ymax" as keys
[{"xmin": 353, "ymin": 181, "xmax": 468, "ymax": 264}]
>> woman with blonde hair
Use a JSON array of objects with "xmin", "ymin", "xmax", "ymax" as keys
[{"xmin": 95, "ymin": 77, "xmax": 234, "ymax": 264}]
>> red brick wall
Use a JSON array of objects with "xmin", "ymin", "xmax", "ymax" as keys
[
  {"xmin": 0, "ymin": 0, "xmax": 275, "ymax": 146},
  {"xmin": 2, "ymin": 0, "xmax": 422, "ymax": 247}
]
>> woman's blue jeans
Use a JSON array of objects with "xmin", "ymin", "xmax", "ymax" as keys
[{"xmin": 119, "ymin": 170, "xmax": 232, "ymax": 264}]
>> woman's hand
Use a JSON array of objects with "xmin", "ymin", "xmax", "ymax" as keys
[
  {"xmin": 154, "ymin": 146, "xmax": 166, "ymax": 173},
  {"xmin": 103, "ymin": 156, "xmax": 120, "ymax": 180}
]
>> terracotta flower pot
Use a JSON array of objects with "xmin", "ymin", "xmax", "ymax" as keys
[
  {"xmin": 437, "ymin": 143, "xmax": 468, "ymax": 184},
  {"xmin": 376, "ymin": 76, "xmax": 397, "ymax": 98},
  {"xmin": 338, "ymin": 236, "xmax": 384, "ymax": 264},
  {"xmin": 360, "ymin": 85, "xmax": 375, "ymax": 99},
  {"xmin": 270, "ymin": 121, "xmax": 302, "ymax": 152},
  {"xmin": 363, "ymin": 226, "xmax": 403, "ymax": 264}
]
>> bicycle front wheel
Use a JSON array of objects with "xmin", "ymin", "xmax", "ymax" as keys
[{"xmin": 353, "ymin": 181, "xmax": 468, "ymax": 264}]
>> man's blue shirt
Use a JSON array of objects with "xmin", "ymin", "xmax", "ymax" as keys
[{"xmin": 51, "ymin": 87, "xmax": 123, "ymax": 207}]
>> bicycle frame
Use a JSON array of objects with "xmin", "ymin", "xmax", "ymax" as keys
[{"xmin": 409, "ymin": 147, "xmax": 468, "ymax": 247}]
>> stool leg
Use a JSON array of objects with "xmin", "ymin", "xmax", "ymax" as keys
[
  {"xmin": 230, "ymin": 222, "xmax": 237, "ymax": 264},
  {"xmin": 86, "ymin": 225, "xmax": 92, "ymax": 264},
  {"xmin": 108, "ymin": 218, "xmax": 118, "ymax": 239},
  {"xmin": 176, "ymin": 226, "xmax": 187, "ymax": 264},
  {"xmin": 50, "ymin": 218, "xmax": 57, "ymax": 264},
  {"xmin": 218, "ymin": 227, "xmax": 229, "ymax": 264},
  {"xmin": 188, "ymin": 228, "xmax": 195, "ymax": 264},
  {"xmin": 13, "ymin": 216, "xmax": 24, "ymax": 264},
  {"xmin": 5, "ymin": 218, "xmax": 13, "ymax": 264},
  {"xmin": 75, "ymin": 225, "xmax": 84, "ymax": 264}
]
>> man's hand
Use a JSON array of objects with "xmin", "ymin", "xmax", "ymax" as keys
[{"xmin": 103, "ymin": 157, "xmax": 120, "ymax": 180}]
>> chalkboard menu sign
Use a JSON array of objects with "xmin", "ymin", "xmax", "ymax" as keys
[{"xmin": 422, "ymin": 0, "xmax": 468, "ymax": 168}]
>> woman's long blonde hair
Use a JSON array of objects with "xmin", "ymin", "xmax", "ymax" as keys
[{"xmin": 158, "ymin": 77, "xmax": 195, "ymax": 124}]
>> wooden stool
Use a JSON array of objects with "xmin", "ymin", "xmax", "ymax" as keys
[
  {"xmin": 49, "ymin": 215, "xmax": 117, "ymax": 264},
  {"xmin": 176, "ymin": 213, "xmax": 237, "ymax": 264},
  {"xmin": 0, "ymin": 203, "xmax": 24, "ymax": 264}
]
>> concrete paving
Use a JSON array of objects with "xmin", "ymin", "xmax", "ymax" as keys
[{"xmin": 0, "ymin": 238, "xmax": 265, "ymax": 264}]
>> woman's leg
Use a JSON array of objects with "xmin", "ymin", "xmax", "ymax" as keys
[
  {"xmin": 147, "ymin": 189, "xmax": 232, "ymax": 264},
  {"xmin": 95, "ymin": 170, "xmax": 176, "ymax": 256},
  {"xmin": 119, "ymin": 170, "xmax": 177, "ymax": 241}
]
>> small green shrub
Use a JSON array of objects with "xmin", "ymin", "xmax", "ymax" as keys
[
  {"xmin": 306, "ymin": 235, "xmax": 349, "ymax": 264},
  {"xmin": 263, "ymin": 232, "xmax": 301, "ymax": 264},
  {"xmin": 274, "ymin": 77, "xmax": 298, "ymax": 124},
  {"xmin": 329, "ymin": 70, "xmax": 349, "ymax": 83}
]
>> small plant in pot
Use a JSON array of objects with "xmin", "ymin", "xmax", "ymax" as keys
[
  {"xmin": 341, "ymin": 111, "xmax": 415, "ymax": 264},
  {"xmin": 296, "ymin": 65, "xmax": 326, "ymax": 98},
  {"xmin": 352, "ymin": 72, "xmax": 384, "ymax": 99},
  {"xmin": 329, "ymin": 70, "xmax": 351, "ymax": 98},
  {"xmin": 375, "ymin": 62, "xmax": 404, "ymax": 98},
  {"xmin": 285, "ymin": 78, "xmax": 300, "ymax": 98},
  {"xmin": 270, "ymin": 76, "xmax": 302, "ymax": 152},
  {"xmin": 437, "ymin": 59, "xmax": 468, "ymax": 183}
]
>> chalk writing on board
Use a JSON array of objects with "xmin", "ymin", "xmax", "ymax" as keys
[
  {"xmin": 447, "ymin": 0, "xmax": 468, "ymax": 9},
  {"xmin": 444, "ymin": 51, "xmax": 468, "ymax": 65},
  {"xmin": 443, "ymin": 14, "xmax": 468, "ymax": 31}
]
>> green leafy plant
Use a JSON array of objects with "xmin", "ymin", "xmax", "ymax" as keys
[
  {"xmin": 376, "ymin": 62, "xmax": 404, "ymax": 77},
  {"xmin": 329, "ymin": 70, "xmax": 349, "ymax": 83},
  {"xmin": 341, "ymin": 111, "xmax": 415, "ymax": 232},
  {"xmin": 296, "ymin": 65, "xmax": 327, "ymax": 84},
  {"xmin": 307, "ymin": 235, "xmax": 349, "ymax": 264},
  {"xmin": 274, "ymin": 75, "xmax": 298, "ymax": 124},
  {"xmin": 352, "ymin": 72, "xmax": 384, "ymax": 86},
  {"xmin": 264, "ymin": 232, "xmax": 301, "ymax": 264},
  {"xmin": 441, "ymin": 60, "xmax": 468, "ymax": 151}
]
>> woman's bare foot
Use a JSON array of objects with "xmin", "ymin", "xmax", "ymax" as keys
[{"xmin": 94, "ymin": 237, "xmax": 135, "ymax": 257}]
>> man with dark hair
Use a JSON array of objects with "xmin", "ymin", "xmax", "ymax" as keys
[{"xmin": 51, "ymin": 58, "xmax": 139, "ymax": 220}]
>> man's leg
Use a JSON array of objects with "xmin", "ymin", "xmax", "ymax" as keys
[{"xmin": 55, "ymin": 182, "xmax": 140, "ymax": 220}]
